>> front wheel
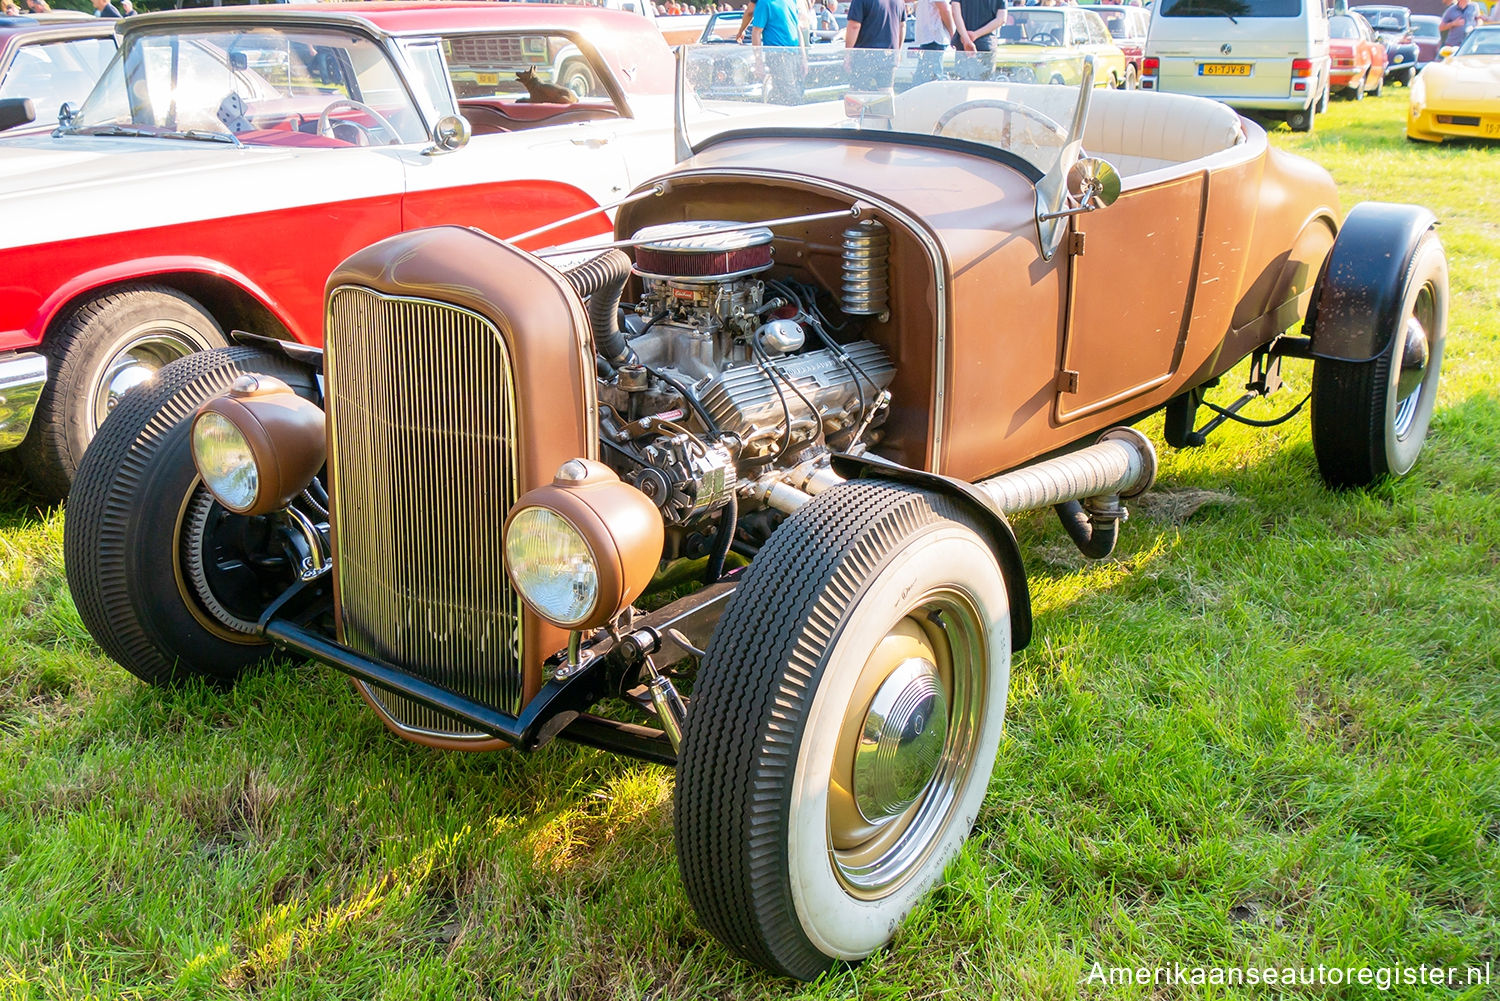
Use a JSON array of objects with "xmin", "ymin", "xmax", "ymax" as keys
[
  {"xmin": 64, "ymin": 346, "xmax": 320, "ymax": 688},
  {"xmin": 1123, "ymin": 63, "xmax": 1139, "ymax": 90},
  {"xmin": 19, "ymin": 283, "xmax": 227, "ymax": 500},
  {"xmin": 1310, "ymin": 231, "xmax": 1447, "ymax": 488},
  {"xmin": 675, "ymin": 482, "xmax": 1013, "ymax": 979}
]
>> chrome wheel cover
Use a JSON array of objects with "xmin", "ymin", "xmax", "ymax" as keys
[
  {"xmin": 826, "ymin": 589, "xmax": 988, "ymax": 898},
  {"xmin": 91, "ymin": 328, "xmax": 198, "ymax": 429}
]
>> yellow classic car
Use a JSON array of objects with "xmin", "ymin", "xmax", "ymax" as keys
[
  {"xmin": 989, "ymin": 7, "xmax": 1128, "ymax": 88},
  {"xmin": 1407, "ymin": 25, "xmax": 1500, "ymax": 142}
]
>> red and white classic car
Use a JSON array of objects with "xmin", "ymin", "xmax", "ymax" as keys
[{"xmin": 0, "ymin": 1, "xmax": 699, "ymax": 498}]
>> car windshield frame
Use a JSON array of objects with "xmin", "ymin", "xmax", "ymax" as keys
[{"xmin": 63, "ymin": 21, "xmax": 433, "ymax": 146}]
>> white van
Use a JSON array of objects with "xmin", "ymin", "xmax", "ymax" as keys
[{"xmin": 1142, "ymin": 0, "xmax": 1331, "ymax": 132}]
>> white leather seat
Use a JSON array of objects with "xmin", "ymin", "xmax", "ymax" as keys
[{"xmin": 894, "ymin": 82, "xmax": 1246, "ymax": 180}]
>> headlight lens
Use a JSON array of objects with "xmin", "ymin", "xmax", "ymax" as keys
[
  {"xmin": 504, "ymin": 506, "xmax": 599, "ymax": 627},
  {"xmin": 192, "ymin": 411, "xmax": 260, "ymax": 512}
]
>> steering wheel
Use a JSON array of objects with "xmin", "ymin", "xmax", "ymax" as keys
[
  {"xmin": 317, "ymin": 98, "xmax": 401, "ymax": 146},
  {"xmin": 933, "ymin": 98, "xmax": 1067, "ymax": 156}
]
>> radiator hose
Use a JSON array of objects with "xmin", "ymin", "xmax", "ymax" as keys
[{"xmin": 564, "ymin": 250, "xmax": 637, "ymax": 369}]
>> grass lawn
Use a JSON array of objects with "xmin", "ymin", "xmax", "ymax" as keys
[{"xmin": 0, "ymin": 92, "xmax": 1496, "ymax": 1000}]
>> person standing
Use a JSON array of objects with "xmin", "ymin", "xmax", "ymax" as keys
[
  {"xmin": 913, "ymin": 0, "xmax": 964, "ymax": 84},
  {"xmin": 90, "ymin": 0, "xmax": 122, "ymax": 17},
  {"xmin": 1438, "ymin": 0, "xmax": 1480, "ymax": 46},
  {"xmin": 951, "ymin": 0, "xmax": 1007, "ymax": 79},
  {"xmin": 844, "ymin": 0, "xmax": 906, "ymax": 88},
  {"xmin": 749, "ymin": 0, "xmax": 805, "ymax": 102}
]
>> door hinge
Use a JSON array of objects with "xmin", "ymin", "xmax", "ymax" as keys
[
  {"xmin": 1068, "ymin": 232, "xmax": 1086, "ymax": 256},
  {"xmin": 1056, "ymin": 369, "xmax": 1080, "ymax": 394}
]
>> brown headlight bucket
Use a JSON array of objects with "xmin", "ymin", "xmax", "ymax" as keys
[
  {"xmin": 505, "ymin": 459, "xmax": 665, "ymax": 631},
  {"xmin": 192, "ymin": 375, "xmax": 326, "ymax": 516}
]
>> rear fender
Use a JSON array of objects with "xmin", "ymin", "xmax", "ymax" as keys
[{"xmin": 1305, "ymin": 202, "xmax": 1438, "ymax": 362}]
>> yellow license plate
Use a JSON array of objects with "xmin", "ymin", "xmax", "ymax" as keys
[
  {"xmin": 475, "ymin": 72, "xmax": 499, "ymax": 86},
  {"xmin": 1484, "ymin": 122, "xmax": 1500, "ymax": 136},
  {"xmin": 1200, "ymin": 63, "xmax": 1251, "ymax": 76}
]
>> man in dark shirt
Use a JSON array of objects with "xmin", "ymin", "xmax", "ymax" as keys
[
  {"xmin": 951, "ymin": 0, "xmax": 1007, "ymax": 80},
  {"xmin": 90, "ymin": 0, "xmax": 121, "ymax": 17},
  {"xmin": 845, "ymin": 0, "xmax": 906, "ymax": 88}
]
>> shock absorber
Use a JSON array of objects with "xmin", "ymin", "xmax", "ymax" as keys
[{"xmin": 841, "ymin": 219, "xmax": 889, "ymax": 320}]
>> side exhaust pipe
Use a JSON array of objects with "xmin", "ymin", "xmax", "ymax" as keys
[
  {"xmin": 973, "ymin": 427, "xmax": 1156, "ymax": 559},
  {"xmin": 746, "ymin": 427, "xmax": 1156, "ymax": 558}
]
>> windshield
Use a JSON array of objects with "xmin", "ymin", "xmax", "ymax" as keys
[
  {"xmin": 68, "ymin": 25, "xmax": 428, "ymax": 146},
  {"xmin": 1352, "ymin": 7, "xmax": 1408, "ymax": 31},
  {"xmin": 1329, "ymin": 15, "xmax": 1359, "ymax": 39},
  {"xmin": 683, "ymin": 43, "xmax": 1085, "ymax": 178},
  {"xmin": 0, "ymin": 34, "xmax": 115, "ymax": 129},
  {"xmin": 1160, "ymin": 0, "xmax": 1303, "ymax": 18},
  {"xmin": 1411, "ymin": 17, "xmax": 1440, "ymax": 40},
  {"xmin": 1456, "ymin": 27, "xmax": 1500, "ymax": 55}
]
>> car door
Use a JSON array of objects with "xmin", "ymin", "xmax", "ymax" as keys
[
  {"xmin": 1054, "ymin": 175, "xmax": 1208, "ymax": 423},
  {"xmin": 396, "ymin": 31, "xmax": 632, "ymax": 248}
]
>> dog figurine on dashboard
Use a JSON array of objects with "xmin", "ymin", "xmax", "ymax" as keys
[{"xmin": 516, "ymin": 67, "xmax": 579, "ymax": 104}]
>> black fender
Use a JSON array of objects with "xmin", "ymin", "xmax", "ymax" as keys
[
  {"xmin": 1305, "ymin": 202, "xmax": 1438, "ymax": 363},
  {"xmin": 831, "ymin": 452, "xmax": 1032, "ymax": 653}
]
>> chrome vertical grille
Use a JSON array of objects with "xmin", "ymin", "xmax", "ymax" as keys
[{"xmin": 325, "ymin": 286, "xmax": 524, "ymax": 740}]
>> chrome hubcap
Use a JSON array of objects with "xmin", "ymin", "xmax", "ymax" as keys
[
  {"xmin": 852, "ymin": 657, "xmax": 948, "ymax": 824},
  {"xmin": 1393, "ymin": 287, "xmax": 1435, "ymax": 439},
  {"xmin": 92, "ymin": 331, "xmax": 197, "ymax": 429},
  {"xmin": 827, "ymin": 592, "xmax": 987, "ymax": 898}
]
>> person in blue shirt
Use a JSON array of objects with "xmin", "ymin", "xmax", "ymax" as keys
[
  {"xmin": 750, "ymin": 0, "xmax": 806, "ymax": 103},
  {"xmin": 1439, "ymin": 0, "xmax": 1482, "ymax": 46}
]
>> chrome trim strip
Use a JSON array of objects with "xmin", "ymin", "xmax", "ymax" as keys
[{"xmin": 0, "ymin": 352, "xmax": 47, "ymax": 452}]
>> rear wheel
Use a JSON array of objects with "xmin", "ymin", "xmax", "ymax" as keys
[
  {"xmin": 1351, "ymin": 73, "xmax": 1366, "ymax": 100},
  {"xmin": 1370, "ymin": 68, "xmax": 1384, "ymax": 96},
  {"xmin": 675, "ymin": 482, "xmax": 1012, "ymax": 979},
  {"xmin": 20, "ymin": 283, "xmax": 226, "ymax": 500},
  {"xmin": 1311, "ymin": 232, "xmax": 1447, "ymax": 488},
  {"xmin": 1287, "ymin": 102, "xmax": 1317, "ymax": 132},
  {"xmin": 65, "ymin": 347, "xmax": 318, "ymax": 687},
  {"xmin": 1124, "ymin": 63, "xmax": 1139, "ymax": 90}
]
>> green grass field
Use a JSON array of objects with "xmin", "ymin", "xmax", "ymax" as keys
[{"xmin": 1, "ymin": 92, "xmax": 1496, "ymax": 1000}]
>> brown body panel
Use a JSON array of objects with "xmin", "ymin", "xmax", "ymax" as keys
[
  {"xmin": 624, "ymin": 125, "xmax": 1338, "ymax": 480},
  {"xmin": 326, "ymin": 226, "xmax": 597, "ymax": 748}
]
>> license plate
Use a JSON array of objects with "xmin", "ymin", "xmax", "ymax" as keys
[
  {"xmin": 1485, "ymin": 122, "xmax": 1500, "ymax": 136},
  {"xmin": 476, "ymin": 72, "xmax": 499, "ymax": 86},
  {"xmin": 1200, "ymin": 63, "xmax": 1251, "ymax": 76}
]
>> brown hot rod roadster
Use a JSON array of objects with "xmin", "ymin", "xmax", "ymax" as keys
[{"xmin": 66, "ymin": 54, "xmax": 1447, "ymax": 978}]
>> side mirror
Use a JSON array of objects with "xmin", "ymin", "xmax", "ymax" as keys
[
  {"xmin": 422, "ymin": 114, "xmax": 470, "ymax": 155},
  {"xmin": 1066, "ymin": 156, "xmax": 1122, "ymax": 209},
  {"xmin": 0, "ymin": 97, "xmax": 35, "ymax": 132}
]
